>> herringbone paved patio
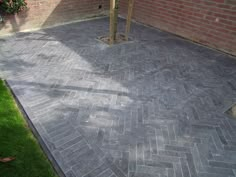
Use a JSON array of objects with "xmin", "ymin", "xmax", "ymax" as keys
[{"xmin": 1, "ymin": 17, "xmax": 236, "ymax": 177}]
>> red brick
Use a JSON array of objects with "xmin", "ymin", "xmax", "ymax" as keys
[
  {"xmin": 0, "ymin": 0, "xmax": 235, "ymax": 55},
  {"xmin": 0, "ymin": 0, "xmax": 109, "ymax": 35},
  {"xmin": 120, "ymin": 0, "xmax": 236, "ymax": 55}
]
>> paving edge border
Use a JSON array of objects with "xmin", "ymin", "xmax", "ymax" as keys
[{"xmin": 5, "ymin": 80, "xmax": 66, "ymax": 177}]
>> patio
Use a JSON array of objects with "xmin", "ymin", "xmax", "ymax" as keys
[{"xmin": 1, "ymin": 17, "xmax": 236, "ymax": 177}]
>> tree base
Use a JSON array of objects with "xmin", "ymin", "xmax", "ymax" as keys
[{"xmin": 98, "ymin": 33, "xmax": 131, "ymax": 45}]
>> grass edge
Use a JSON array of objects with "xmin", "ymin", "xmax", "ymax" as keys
[{"xmin": 4, "ymin": 79, "xmax": 65, "ymax": 177}]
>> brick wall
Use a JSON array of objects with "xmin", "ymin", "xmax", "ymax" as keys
[
  {"xmin": 1, "ymin": 0, "xmax": 235, "ymax": 55},
  {"xmin": 0, "ymin": 0, "xmax": 109, "ymax": 36},
  {"xmin": 120, "ymin": 0, "xmax": 236, "ymax": 55}
]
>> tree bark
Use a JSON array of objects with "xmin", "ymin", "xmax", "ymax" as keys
[
  {"xmin": 110, "ymin": 0, "xmax": 134, "ymax": 44},
  {"xmin": 125, "ymin": 0, "xmax": 134, "ymax": 41},
  {"xmin": 109, "ymin": 0, "xmax": 115, "ymax": 45},
  {"xmin": 110, "ymin": 0, "xmax": 119, "ymax": 45},
  {"xmin": 114, "ymin": 0, "xmax": 119, "ymax": 40}
]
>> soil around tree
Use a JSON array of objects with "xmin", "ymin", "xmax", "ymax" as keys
[{"xmin": 98, "ymin": 33, "xmax": 131, "ymax": 45}]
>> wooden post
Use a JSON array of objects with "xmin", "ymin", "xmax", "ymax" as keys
[
  {"xmin": 114, "ymin": 0, "xmax": 119, "ymax": 40},
  {"xmin": 125, "ymin": 0, "xmax": 134, "ymax": 41},
  {"xmin": 109, "ymin": 0, "xmax": 116, "ymax": 45}
]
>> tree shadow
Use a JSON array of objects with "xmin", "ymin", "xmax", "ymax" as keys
[
  {"xmin": 0, "ymin": 10, "xmax": 28, "ymax": 34},
  {"xmin": 37, "ymin": 18, "xmax": 236, "ymax": 177},
  {"xmin": 2, "ymin": 16, "xmax": 236, "ymax": 177},
  {"xmin": 0, "ymin": 58, "xmax": 35, "ymax": 78}
]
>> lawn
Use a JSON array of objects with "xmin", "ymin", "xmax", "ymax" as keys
[{"xmin": 0, "ymin": 80, "xmax": 57, "ymax": 177}]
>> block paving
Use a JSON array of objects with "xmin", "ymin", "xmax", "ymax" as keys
[{"xmin": 1, "ymin": 18, "xmax": 236, "ymax": 177}]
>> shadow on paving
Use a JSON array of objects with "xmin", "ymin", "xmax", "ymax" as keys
[{"xmin": 1, "ymin": 17, "xmax": 236, "ymax": 177}]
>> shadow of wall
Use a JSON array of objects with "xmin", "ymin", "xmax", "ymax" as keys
[
  {"xmin": 42, "ymin": 0, "xmax": 109, "ymax": 28},
  {"xmin": 2, "ymin": 16, "xmax": 236, "ymax": 177},
  {"xmin": 0, "ymin": 0, "xmax": 109, "ymax": 36}
]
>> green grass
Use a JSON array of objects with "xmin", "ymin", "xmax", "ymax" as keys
[{"xmin": 0, "ymin": 80, "xmax": 57, "ymax": 177}]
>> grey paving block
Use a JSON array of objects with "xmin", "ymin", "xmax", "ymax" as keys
[{"xmin": 1, "ymin": 17, "xmax": 236, "ymax": 177}]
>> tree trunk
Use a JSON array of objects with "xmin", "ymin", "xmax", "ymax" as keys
[
  {"xmin": 109, "ymin": 0, "xmax": 119, "ymax": 45},
  {"xmin": 125, "ymin": 0, "xmax": 134, "ymax": 41},
  {"xmin": 114, "ymin": 0, "xmax": 119, "ymax": 39},
  {"xmin": 110, "ymin": 0, "xmax": 134, "ymax": 44}
]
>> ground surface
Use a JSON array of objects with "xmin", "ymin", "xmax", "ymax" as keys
[
  {"xmin": 1, "ymin": 18, "xmax": 236, "ymax": 177},
  {"xmin": 0, "ymin": 80, "xmax": 57, "ymax": 177}
]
